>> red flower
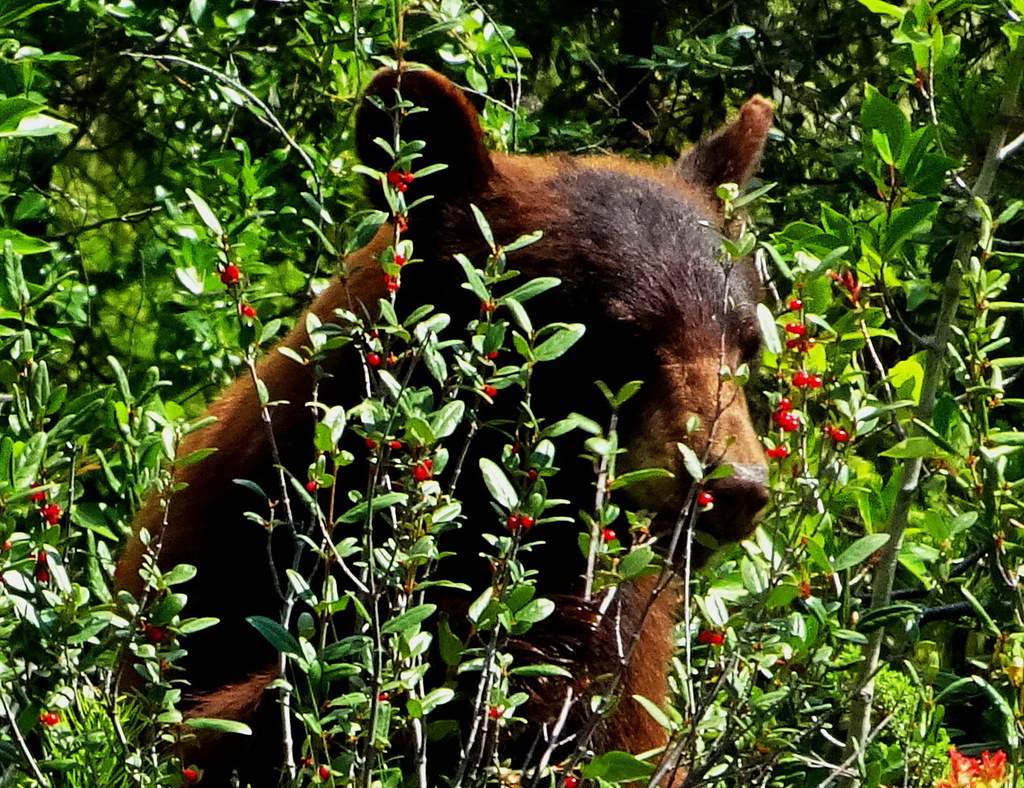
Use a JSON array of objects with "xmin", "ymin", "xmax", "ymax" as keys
[
  {"xmin": 784, "ymin": 322, "xmax": 806, "ymax": 337},
  {"xmin": 38, "ymin": 711, "xmax": 60, "ymax": 727},
  {"xmin": 938, "ymin": 747, "xmax": 1007, "ymax": 787},
  {"xmin": 601, "ymin": 527, "xmax": 616, "ymax": 543},
  {"xmin": 830, "ymin": 268, "xmax": 862, "ymax": 307},
  {"xmin": 696, "ymin": 490, "xmax": 714, "ymax": 508},
  {"xmin": 482, "ymin": 384, "xmax": 498, "ymax": 399},
  {"xmin": 182, "ymin": 767, "xmax": 200, "ymax": 784},
  {"xmin": 219, "ymin": 264, "xmax": 240, "ymax": 286},
  {"xmin": 697, "ymin": 630, "xmax": 724, "ymax": 646},
  {"xmin": 240, "ymin": 303, "xmax": 257, "ymax": 319},
  {"xmin": 766, "ymin": 444, "xmax": 790, "ymax": 459},
  {"xmin": 40, "ymin": 503, "xmax": 62, "ymax": 525}
]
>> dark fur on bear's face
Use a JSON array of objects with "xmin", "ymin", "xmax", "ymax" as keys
[
  {"xmin": 114, "ymin": 65, "xmax": 774, "ymax": 783},
  {"xmin": 359, "ymin": 67, "xmax": 772, "ymax": 557}
]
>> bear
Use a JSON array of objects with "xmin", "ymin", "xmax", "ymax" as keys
[{"xmin": 115, "ymin": 65, "xmax": 772, "ymax": 785}]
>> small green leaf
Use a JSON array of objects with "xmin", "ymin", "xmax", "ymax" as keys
[
  {"xmin": 185, "ymin": 188, "xmax": 224, "ymax": 236},
  {"xmin": 381, "ymin": 604, "xmax": 436, "ymax": 635},
  {"xmin": 246, "ymin": 615, "xmax": 301, "ymax": 655},
  {"xmin": 185, "ymin": 718, "xmax": 253, "ymax": 735},
  {"xmin": 833, "ymin": 534, "xmax": 890, "ymax": 571},
  {"xmin": 479, "ymin": 458, "xmax": 518, "ymax": 509}
]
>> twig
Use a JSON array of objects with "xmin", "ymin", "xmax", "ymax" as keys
[
  {"xmin": 839, "ymin": 42, "xmax": 1024, "ymax": 785},
  {"xmin": 0, "ymin": 692, "xmax": 49, "ymax": 786}
]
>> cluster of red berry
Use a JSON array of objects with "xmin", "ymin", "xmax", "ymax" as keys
[
  {"xmin": 38, "ymin": 710, "xmax": 60, "ymax": 727},
  {"xmin": 697, "ymin": 629, "xmax": 725, "ymax": 646},
  {"xmin": 219, "ymin": 262, "xmax": 240, "ymax": 286},
  {"xmin": 505, "ymin": 512, "xmax": 535, "ymax": 532},
  {"xmin": 386, "ymin": 170, "xmax": 415, "ymax": 193}
]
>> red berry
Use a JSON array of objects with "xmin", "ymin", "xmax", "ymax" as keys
[
  {"xmin": 219, "ymin": 264, "xmax": 240, "ymax": 286},
  {"xmin": 829, "ymin": 427, "xmax": 850, "ymax": 443},
  {"xmin": 784, "ymin": 322, "xmax": 806, "ymax": 337},
  {"xmin": 506, "ymin": 513, "xmax": 521, "ymax": 531},
  {"xmin": 488, "ymin": 706, "xmax": 502, "ymax": 719},
  {"xmin": 766, "ymin": 444, "xmax": 790, "ymax": 460},
  {"xmin": 527, "ymin": 468, "xmax": 539, "ymax": 482},
  {"xmin": 792, "ymin": 370, "xmax": 810, "ymax": 388},
  {"xmin": 2, "ymin": 540, "xmax": 11, "ymax": 551},
  {"xmin": 788, "ymin": 298, "xmax": 803, "ymax": 311},
  {"xmin": 697, "ymin": 630, "xmax": 725, "ymax": 646},
  {"xmin": 401, "ymin": 172, "xmax": 415, "ymax": 185},
  {"xmin": 412, "ymin": 463, "xmax": 432, "ymax": 482},
  {"xmin": 777, "ymin": 397, "xmax": 793, "ymax": 412},
  {"xmin": 481, "ymin": 300, "xmax": 496, "ymax": 314},
  {"xmin": 384, "ymin": 274, "xmax": 399, "ymax": 293},
  {"xmin": 182, "ymin": 767, "xmax": 200, "ymax": 784},
  {"xmin": 423, "ymin": 459, "xmax": 433, "ymax": 469},
  {"xmin": 39, "ymin": 711, "xmax": 60, "ymax": 726},
  {"xmin": 378, "ymin": 691, "xmax": 390, "ymax": 702},
  {"xmin": 144, "ymin": 624, "xmax": 166, "ymax": 643},
  {"xmin": 601, "ymin": 528, "xmax": 616, "ymax": 543},
  {"xmin": 305, "ymin": 480, "xmax": 319, "ymax": 493},
  {"xmin": 388, "ymin": 440, "xmax": 402, "ymax": 450},
  {"xmin": 808, "ymin": 374, "xmax": 823, "ymax": 389},
  {"xmin": 40, "ymin": 503, "xmax": 62, "ymax": 525},
  {"xmin": 365, "ymin": 438, "xmax": 377, "ymax": 450},
  {"xmin": 393, "ymin": 252, "xmax": 406, "ymax": 266},
  {"xmin": 387, "ymin": 170, "xmax": 411, "ymax": 193},
  {"xmin": 395, "ymin": 215, "xmax": 409, "ymax": 233},
  {"xmin": 519, "ymin": 514, "xmax": 535, "ymax": 529},
  {"xmin": 386, "ymin": 353, "xmax": 399, "ymax": 367},
  {"xmin": 29, "ymin": 489, "xmax": 46, "ymax": 503},
  {"xmin": 773, "ymin": 411, "xmax": 801, "ymax": 432},
  {"xmin": 486, "ymin": 350, "xmax": 499, "ymax": 360},
  {"xmin": 696, "ymin": 490, "xmax": 715, "ymax": 508},
  {"xmin": 483, "ymin": 385, "xmax": 498, "ymax": 398},
  {"xmin": 318, "ymin": 764, "xmax": 331, "ymax": 780},
  {"xmin": 564, "ymin": 777, "xmax": 580, "ymax": 788},
  {"xmin": 800, "ymin": 581, "xmax": 812, "ymax": 599},
  {"xmin": 367, "ymin": 352, "xmax": 382, "ymax": 368},
  {"xmin": 35, "ymin": 568, "xmax": 50, "ymax": 584}
]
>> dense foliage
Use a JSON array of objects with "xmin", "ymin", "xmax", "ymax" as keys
[{"xmin": 2, "ymin": 0, "xmax": 1024, "ymax": 785}]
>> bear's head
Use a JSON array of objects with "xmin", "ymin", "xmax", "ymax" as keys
[{"xmin": 355, "ymin": 67, "xmax": 772, "ymax": 565}]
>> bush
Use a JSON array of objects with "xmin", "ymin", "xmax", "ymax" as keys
[{"xmin": 2, "ymin": 1, "xmax": 1024, "ymax": 786}]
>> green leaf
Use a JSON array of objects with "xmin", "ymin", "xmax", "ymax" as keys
[
  {"xmin": 619, "ymin": 546, "xmax": 655, "ymax": 579},
  {"xmin": 833, "ymin": 534, "xmax": 890, "ymax": 571},
  {"xmin": 676, "ymin": 443, "xmax": 705, "ymax": 481},
  {"xmin": 185, "ymin": 188, "xmax": 224, "ymax": 236},
  {"xmin": 479, "ymin": 458, "xmax": 518, "ymax": 509},
  {"xmin": 609, "ymin": 468, "xmax": 673, "ymax": 491},
  {"xmin": 515, "ymin": 598, "xmax": 554, "ymax": 624},
  {"xmin": 381, "ymin": 604, "xmax": 436, "ymax": 635},
  {"xmin": 533, "ymin": 323, "xmax": 585, "ymax": 362},
  {"xmin": 430, "ymin": 400, "xmax": 465, "ymax": 439},
  {"xmin": 501, "ymin": 277, "xmax": 560, "ymax": 304},
  {"xmin": 509, "ymin": 664, "xmax": 572, "ymax": 678},
  {"xmin": 0, "ymin": 229, "xmax": 54, "ymax": 256},
  {"xmin": 880, "ymin": 436, "xmax": 947, "ymax": 459},
  {"xmin": 337, "ymin": 492, "xmax": 408, "ymax": 524},
  {"xmin": 246, "ymin": 615, "xmax": 301, "ymax": 655},
  {"xmin": 757, "ymin": 303, "xmax": 781, "ymax": 355},
  {"xmin": 185, "ymin": 718, "xmax": 252, "ymax": 735},
  {"xmin": 857, "ymin": 0, "xmax": 905, "ymax": 17},
  {"xmin": 882, "ymin": 202, "xmax": 938, "ymax": 258},
  {"xmin": 861, "ymin": 84, "xmax": 910, "ymax": 163},
  {"xmin": 582, "ymin": 751, "xmax": 654, "ymax": 781}
]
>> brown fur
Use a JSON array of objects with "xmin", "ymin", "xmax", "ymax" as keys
[{"xmin": 115, "ymin": 66, "xmax": 773, "ymax": 783}]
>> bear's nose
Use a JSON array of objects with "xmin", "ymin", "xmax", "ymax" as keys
[{"xmin": 705, "ymin": 462, "xmax": 769, "ymax": 527}]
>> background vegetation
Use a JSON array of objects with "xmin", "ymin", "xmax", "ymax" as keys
[{"xmin": 2, "ymin": 0, "xmax": 1024, "ymax": 785}]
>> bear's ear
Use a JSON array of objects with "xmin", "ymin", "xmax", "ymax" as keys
[
  {"xmin": 356, "ymin": 66, "xmax": 493, "ymax": 207},
  {"xmin": 676, "ymin": 96, "xmax": 773, "ymax": 193}
]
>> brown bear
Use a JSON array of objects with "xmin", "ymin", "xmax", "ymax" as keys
[{"xmin": 115, "ymin": 66, "xmax": 772, "ymax": 785}]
